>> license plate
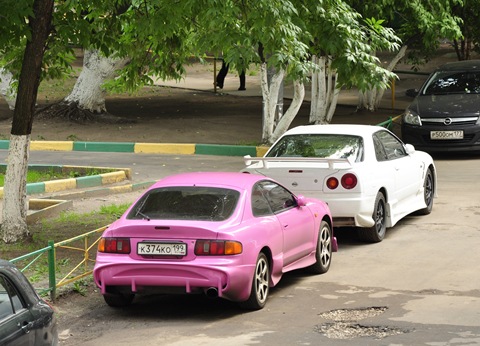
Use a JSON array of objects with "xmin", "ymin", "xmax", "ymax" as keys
[
  {"xmin": 137, "ymin": 242, "xmax": 187, "ymax": 256},
  {"xmin": 430, "ymin": 130, "xmax": 464, "ymax": 140}
]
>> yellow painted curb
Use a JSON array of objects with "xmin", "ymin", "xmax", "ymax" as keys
[
  {"xmin": 62, "ymin": 165, "xmax": 132, "ymax": 180},
  {"xmin": 109, "ymin": 185, "xmax": 133, "ymax": 193},
  {"xmin": 134, "ymin": 143, "xmax": 196, "ymax": 155},
  {"xmin": 30, "ymin": 141, "xmax": 74, "ymax": 151},
  {"xmin": 101, "ymin": 171, "xmax": 127, "ymax": 185},
  {"xmin": 45, "ymin": 178, "xmax": 77, "ymax": 193},
  {"xmin": 256, "ymin": 146, "xmax": 270, "ymax": 157}
]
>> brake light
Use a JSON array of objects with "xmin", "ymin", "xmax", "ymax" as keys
[
  {"xmin": 195, "ymin": 240, "xmax": 242, "ymax": 255},
  {"xmin": 341, "ymin": 173, "xmax": 358, "ymax": 189},
  {"xmin": 98, "ymin": 237, "xmax": 131, "ymax": 254},
  {"xmin": 326, "ymin": 177, "xmax": 339, "ymax": 190}
]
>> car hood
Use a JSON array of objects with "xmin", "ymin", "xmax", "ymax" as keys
[{"xmin": 408, "ymin": 94, "xmax": 480, "ymax": 118}]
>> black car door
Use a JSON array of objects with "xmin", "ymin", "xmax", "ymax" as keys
[{"xmin": 0, "ymin": 275, "xmax": 35, "ymax": 346}]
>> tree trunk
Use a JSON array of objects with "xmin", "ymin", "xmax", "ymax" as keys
[
  {"xmin": 1, "ymin": 136, "xmax": 29, "ymax": 243},
  {"xmin": 260, "ymin": 63, "xmax": 285, "ymax": 144},
  {"xmin": 36, "ymin": 49, "xmax": 131, "ymax": 123},
  {"xmin": 309, "ymin": 55, "xmax": 339, "ymax": 124},
  {"xmin": 259, "ymin": 62, "xmax": 305, "ymax": 144},
  {"xmin": 65, "ymin": 49, "xmax": 129, "ymax": 112},
  {"xmin": 0, "ymin": 68, "xmax": 17, "ymax": 110},
  {"xmin": 1, "ymin": 0, "xmax": 54, "ymax": 243},
  {"xmin": 357, "ymin": 45, "xmax": 408, "ymax": 111},
  {"xmin": 271, "ymin": 80, "xmax": 305, "ymax": 142}
]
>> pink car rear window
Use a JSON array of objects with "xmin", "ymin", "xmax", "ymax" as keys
[{"xmin": 127, "ymin": 187, "xmax": 240, "ymax": 221}]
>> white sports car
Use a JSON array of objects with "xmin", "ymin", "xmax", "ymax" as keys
[{"xmin": 243, "ymin": 124, "xmax": 436, "ymax": 242}]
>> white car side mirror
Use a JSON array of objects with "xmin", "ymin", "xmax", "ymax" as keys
[{"xmin": 405, "ymin": 144, "xmax": 416, "ymax": 154}]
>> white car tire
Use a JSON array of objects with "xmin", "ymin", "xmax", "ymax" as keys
[
  {"xmin": 361, "ymin": 192, "xmax": 387, "ymax": 243},
  {"xmin": 415, "ymin": 168, "xmax": 434, "ymax": 215}
]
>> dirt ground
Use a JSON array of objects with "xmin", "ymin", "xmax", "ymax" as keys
[
  {"xmin": 0, "ymin": 86, "xmax": 400, "ymax": 146},
  {"xmin": 0, "ymin": 50, "xmax": 423, "ymax": 146}
]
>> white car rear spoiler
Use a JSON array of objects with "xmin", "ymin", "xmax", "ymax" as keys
[{"xmin": 243, "ymin": 155, "xmax": 354, "ymax": 170}]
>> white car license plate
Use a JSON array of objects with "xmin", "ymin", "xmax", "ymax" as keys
[
  {"xmin": 430, "ymin": 130, "xmax": 464, "ymax": 140},
  {"xmin": 137, "ymin": 242, "xmax": 187, "ymax": 256}
]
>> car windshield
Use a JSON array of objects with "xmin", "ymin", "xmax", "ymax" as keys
[
  {"xmin": 266, "ymin": 134, "xmax": 363, "ymax": 161},
  {"xmin": 422, "ymin": 70, "xmax": 480, "ymax": 95},
  {"xmin": 127, "ymin": 187, "xmax": 240, "ymax": 221}
]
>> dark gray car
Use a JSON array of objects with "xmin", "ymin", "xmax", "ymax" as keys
[
  {"xmin": 402, "ymin": 60, "xmax": 480, "ymax": 153},
  {"xmin": 0, "ymin": 260, "xmax": 58, "ymax": 345}
]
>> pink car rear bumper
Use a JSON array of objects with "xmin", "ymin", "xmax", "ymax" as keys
[{"xmin": 93, "ymin": 255, "xmax": 255, "ymax": 302}]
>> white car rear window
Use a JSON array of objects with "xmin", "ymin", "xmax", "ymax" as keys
[{"xmin": 266, "ymin": 134, "xmax": 363, "ymax": 162}]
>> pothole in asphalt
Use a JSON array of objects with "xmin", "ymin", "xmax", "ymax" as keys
[
  {"xmin": 318, "ymin": 306, "xmax": 388, "ymax": 322},
  {"xmin": 315, "ymin": 306, "xmax": 411, "ymax": 340}
]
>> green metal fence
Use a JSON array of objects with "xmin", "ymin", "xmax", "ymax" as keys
[
  {"xmin": 377, "ymin": 115, "xmax": 402, "ymax": 130},
  {"xmin": 10, "ymin": 226, "xmax": 107, "ymax": 301}
]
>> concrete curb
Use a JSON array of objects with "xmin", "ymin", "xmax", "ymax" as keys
[
  {"xmin": 0, "ymin": 140, "xmax": 270, "ymax": 157},
  {"xmin": 0, "ymin": 164, "xmax": 132, "ymax": 198},
  {"xmin": 22, "ymin": 181, "xmax": 155, "ymax": 224},
  {"xmin": 0, "ymin": 116, "xmax": 401, "ymax": 157},
  {"xmin": 42, "ymin": 180, "xmax": 156, "ymax": 200},
  {"xmin": 26, "ymin": 199, "xmax": 73, "ymax": 225}
]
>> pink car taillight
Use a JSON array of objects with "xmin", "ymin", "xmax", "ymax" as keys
[
  {"xmin": 194, "ymin": 240, "xmax": 242, "ymax": 255},
  {"xmin": 341, "ymin": 173, "xmax": 358, "ymax": 189},
  {"xmin": 98, "ymin": 237, "xmax": 131, "ymax": 254}
]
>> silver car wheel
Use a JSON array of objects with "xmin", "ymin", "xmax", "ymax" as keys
[
  {"xmin": 254, "ymin": 255, "xmax": 269, "ymax": 304},
  {"xmin": 240, "ymin": 253, "xmax": 270, "ymax": 310},
  {"xmin": 319, "ymin": 223, "xmax": 332, "ymax": 268}
]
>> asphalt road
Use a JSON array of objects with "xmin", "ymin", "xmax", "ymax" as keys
[{"xmin": 2, "ymin": 149, "xmax": 480, "ymax": 345}]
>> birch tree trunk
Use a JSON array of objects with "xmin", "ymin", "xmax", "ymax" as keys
[
  {"xmin": 260, "ymin": 63, "xmax": 285, "ymax": 144},
  {"xmin": 36, "ymin": 49, "xmax": 130, "ymax": 122},
  {"xmin": 357, "ymin": 45, "xmax": 408, "ymax": 111},
  {"xmin": 2, "ymin": 136, "xmax": 29, "ymax": 242},
  {"xmin": 259, "ymin": 62, "xmax": 306, "ymax": 144},
  {"xmin": 270, "ymin": 80, "xmax": 305, "ymax": 142},
  {"xmin": 65, "ymin": 49, "xmax": 129, "ymax": 113},
  {"xmin": 0, "ymin": 68, "xmax": 17, "ymax": 110},
  {"xmin": 1, "ymin": 0, "xmax": 53, "ymax": 243},
  {"xmin": 309, "ymin": 55, "xmax": 340, "ymax": 124}
]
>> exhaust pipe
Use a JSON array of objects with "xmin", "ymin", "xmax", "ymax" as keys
[{"xmin": 205, "ymin": 287, "xmax": 218, "ymax": 298}]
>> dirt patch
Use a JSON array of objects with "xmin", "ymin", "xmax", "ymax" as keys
[{"xmin": 0, "ymin": 67, "xmax": 405, "ymax": 146}]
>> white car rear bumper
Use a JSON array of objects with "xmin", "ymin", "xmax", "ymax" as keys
[{"xmin": 301, "ymin": 192, "xmax": 377, "ymax": 228}]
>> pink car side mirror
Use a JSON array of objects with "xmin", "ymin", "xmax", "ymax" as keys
[{"xmin": 296, "ymin": 195, "xmax": 307, "ymax": 207}]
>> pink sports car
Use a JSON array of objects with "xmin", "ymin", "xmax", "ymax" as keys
[{"xmin": 93, "ymin": 172, "xmax": 336, "ymax": 310}]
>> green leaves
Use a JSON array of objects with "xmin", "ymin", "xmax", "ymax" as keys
[{"xmin": 1, "ymin": 0, "xmax": 468, "ymax": 97}]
